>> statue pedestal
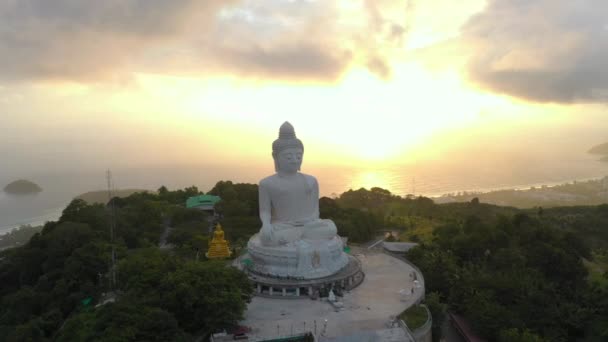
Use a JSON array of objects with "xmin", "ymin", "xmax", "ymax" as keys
[
  {"xmin": 247, "ymin": 234, "xmax": 349, "ymax": 279},
  {"xmin": 236, "ymin": 250, "xmax": 363, "ymax": 299}
]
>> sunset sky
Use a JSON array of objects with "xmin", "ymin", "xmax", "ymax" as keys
[{"xmin": 2, "ymin": 0, "xmax": 607, "ymax": 178}]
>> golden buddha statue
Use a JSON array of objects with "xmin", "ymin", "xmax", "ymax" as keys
[{"xmin": 206, "ymin": 223, "xmax": 232, "ymax": 259}]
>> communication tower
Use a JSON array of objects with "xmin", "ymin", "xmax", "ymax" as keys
[{"xmin": 106, "ymin": 170, "xmax": 117, "ymax": 290}]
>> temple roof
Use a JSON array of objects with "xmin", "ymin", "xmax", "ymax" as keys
[{"xmin": 186, "ymin": 194, "xmax": 221, "ymax": 209}]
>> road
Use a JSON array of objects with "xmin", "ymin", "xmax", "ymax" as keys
[
  {"xmin": 159, "ymin": 217, "xmax": 173, "ymax": 249},
  {"xmin": 361, "ymin": 234, "xmax": 386, "ymax": 250}
]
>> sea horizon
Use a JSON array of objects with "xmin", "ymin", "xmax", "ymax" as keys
[{"xmin": 2, "ymin": 157, "xmax": 607, "ymax": 235}]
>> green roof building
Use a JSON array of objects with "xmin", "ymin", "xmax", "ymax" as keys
[{"xmin": 186, "ymin": 194, "xmax": 221, "ymax": 211}]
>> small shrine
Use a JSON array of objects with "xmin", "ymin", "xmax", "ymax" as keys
[{"xmin": 206, "ymin": 223, "xmax": 232, "ymax": 259}]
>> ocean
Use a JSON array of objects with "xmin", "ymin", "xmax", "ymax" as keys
[{"xmin": 2, "ymin": 157, "xmax": 607, "ymax": 235}]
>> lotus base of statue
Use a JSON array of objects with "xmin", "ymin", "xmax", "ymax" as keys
[{"xmin": 247, "ymin": 234, "xmax": 349, "ymax": 279}]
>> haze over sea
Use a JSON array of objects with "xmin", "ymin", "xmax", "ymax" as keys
[{"xmin": 2, "ymin": 154, "xmax": 606, "ymax": 234}]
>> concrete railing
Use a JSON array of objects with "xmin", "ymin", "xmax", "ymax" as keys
[
  {"xmin": 398, "ymin": 319, "xmax": 417, "ymax": 342},
  {"xmin": 398, "ymin": 304, "xmax": 432, "ymax": 342},
  {"xmin": 411, "ymin": 305, "xmax": 433, "ymax": 342},
  {"xmin": 383, "ymin": 248, "xmax": 431, "ymax": 342},
  {"xmin": 382, "ymin": 250, "xmax": 426, "ymax": 303}
]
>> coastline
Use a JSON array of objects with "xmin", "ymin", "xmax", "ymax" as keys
[
  {"xmin": 1, "ymin": 173, "xmax": 607, "ymax": 235},
  {"xmin": 428, "ymin": 175, "xmax": 607, "ymax": 199},
  {"xmin": 0, "ymin": 209, "xmax": 63, "ymax": 236}
]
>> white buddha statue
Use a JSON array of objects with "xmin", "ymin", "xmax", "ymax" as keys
[
  {"xmin": 259, "ymin": 121, "xmax": 337, "ymax": 246},
  {"xmin": 247, "ymin": 122, "xmax": 348, "ymax": 279}
]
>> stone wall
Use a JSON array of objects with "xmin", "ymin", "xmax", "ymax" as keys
[
  {"xmin": 382, "ymin": 250, "xmax": 426, "ymax": 303},
  {"xmin": 384, "ymin": 248, "xmax": 431, "ymax": 342},
  {"xmin": 411, "ymin": 305, "xmax": 432, "ymax": 342},
  {"xmin": 398, "ymin": 304, "xmax": 432, "ymax": 342}
]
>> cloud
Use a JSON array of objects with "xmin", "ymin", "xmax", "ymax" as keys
[
  {"xmin": 366, "ymin": 56, "xmax": 392, "ymax": 80},
  {"xmin": 152, "ymin": 0, "xmax": 413, "ymax": 81},
  {"xmin": 0, "ymin": 0, "xmax": 413, "ymax": 83},
  {"xmin": 0, "ymin": 0, "xmax": 234, "ymax": 82},
  {"xmin": 461, "ymin": 0, "xmax": 608, "ymax": 103},
  {"xmin": 191, "ymin": 0, "xmax": 353, "ymax": 81},
  {"xmin": 210, "ymin": 42, "xmax": 351, "ymax": 80}
]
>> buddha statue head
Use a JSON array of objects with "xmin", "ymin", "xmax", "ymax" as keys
[
  {"xmin": 272, "ymin": 122, "xmax": 304, "ymax": 174},
  {"xmin": 213, "ymin": 223, "xmax": 225, "ymax": 241}
]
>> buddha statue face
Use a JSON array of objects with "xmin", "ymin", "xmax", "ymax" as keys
[{"xmin": 275, "ymin": 147, "xmax": 303, "ymax": 174}]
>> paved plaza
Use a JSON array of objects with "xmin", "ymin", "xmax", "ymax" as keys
[{"xmin": 241, "ymin": 248, "xmax": 424, "ymax": 341}]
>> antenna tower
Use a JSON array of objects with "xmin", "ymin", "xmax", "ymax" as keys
[
  {"xmin": 411, "ymin": 177, "xmax": 416, "ymax": 196},
  {"xmin": 106, "ymin": 170, "xmax": 117, "ymax": 290}
]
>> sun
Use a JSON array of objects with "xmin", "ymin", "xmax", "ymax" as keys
[{"xmin": 132, "ymin": 61, "xmax": 520, "ymax": 166}]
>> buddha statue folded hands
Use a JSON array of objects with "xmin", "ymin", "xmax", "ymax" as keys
[{"xmin": 259, "ymin": 171, "xmax": 337, "ymax": 246}]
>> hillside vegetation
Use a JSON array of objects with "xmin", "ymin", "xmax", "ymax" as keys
[
  {"xmin": 1, "ymin": 183, "xmax": 607, "ymax": 341},
  {"xmin": 436, "ymin": 177, "xmax": 608, "ymax": 208},
  {"xmin": 0, "ymin": 185, "xmax": 252, "ymax": 341},
  {"xmin": 0, "ymin": 181, "xmax": 381, "ymax": 341},
  {"xmin": 75, "ymin": 188, "xmax": 150, "ymax": 205},
  {"xmin": 331, "ymin": 187, "xmax": 608, "ymax": 341}
]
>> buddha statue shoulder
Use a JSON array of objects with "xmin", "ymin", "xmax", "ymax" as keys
[{"xmin": 258, "ymin": 122, "xmax": 337, "ymax": 246}]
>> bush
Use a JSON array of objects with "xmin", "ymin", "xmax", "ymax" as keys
[
  {"xmin": 399, "ymin": 305, "xmax": 428, "ymax": 330},
  {"xmin": 425, "ymin": 292, "xmax": 446, "ymax": 342}
]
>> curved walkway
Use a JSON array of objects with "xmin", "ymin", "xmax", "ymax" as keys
[{"xmin": 241, "ymin": 247, "xmax": 424, "ymax": 341}]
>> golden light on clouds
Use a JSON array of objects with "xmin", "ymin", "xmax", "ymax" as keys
[
  {"xmin": 2, "ymin": 0, "xmax": 607, "ymax": 176},
  {"xmin": 16, "ymin": 51, "xmax": 554, "ymax": 171},
  {"xmin": 128, "ymin": 58, "xmax": 529, "ymax": 165}
]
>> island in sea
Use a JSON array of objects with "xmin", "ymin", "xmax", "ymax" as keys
[
  {"xmin": 589, "ymin": 142, "xmax": 608, "ymax": 162},
  {"xmin": 3, "ymin": 179, "xmax": 43, "ymax": 195},
  {"xmin": 589, "ymin": 142, "xmax": 608, "ymax": 155}
]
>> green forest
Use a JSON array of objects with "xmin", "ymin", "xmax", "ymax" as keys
[
  {"xmin": 336, "ymin": 187, "xmax": 608, "ymax": 341},
  {"xmin": 1, "ymin": 183, "xmax": 607, "ymax": 341},
  {"xmin": 0, "ymin": 181, "xmax": 378, "ymax": 341},
  {"xmin": 0, "ymin": 185, "xmax": 253, "ymax": 341}
]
